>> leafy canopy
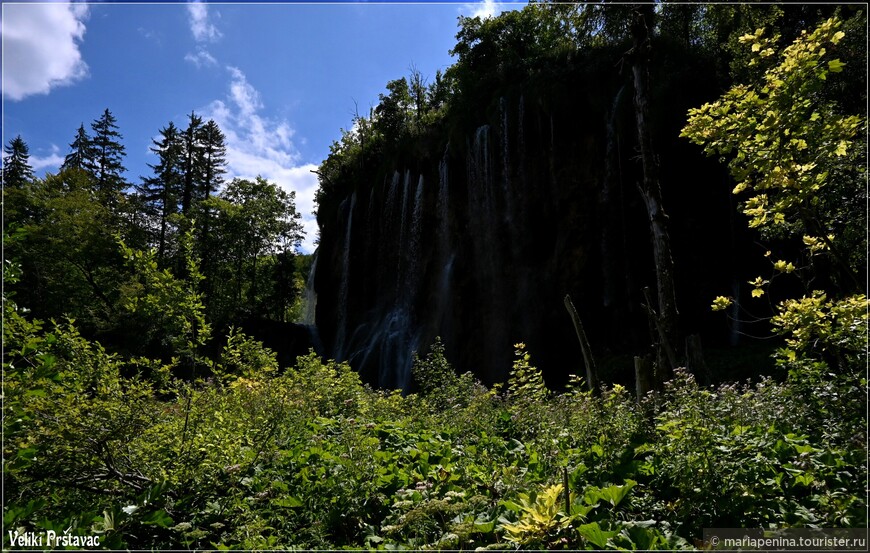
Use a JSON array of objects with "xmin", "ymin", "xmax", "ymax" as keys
[{"xmin": 682, "ymin": 17, "xmax": 864, "ymax": 292}]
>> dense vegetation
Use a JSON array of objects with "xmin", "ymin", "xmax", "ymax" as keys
[
  {"xmin": 3, "ymin": 2, "xmax": 867, "ymax": 550},
  {"xmin": 3, "ymin": 109, "xmax": 309, "ymax": 353}
]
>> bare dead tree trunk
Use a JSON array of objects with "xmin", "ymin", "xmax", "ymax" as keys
[
  {"xmin": 564, "ymin": 294, "xmax": 600, "ymax": 396},
  {"xmin": 630, "ymin": 5, "xmax": 681, "ymax": 384},
  {"xmin": 634, "ymin": 355, "xmax": 653, "ymax": 402}
]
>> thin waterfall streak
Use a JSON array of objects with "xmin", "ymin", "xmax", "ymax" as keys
[
  {"xmin": 335, "ymin": 192, "xmax": 356, "ymax": 360},
  {"xmin": 500, "ymin": 97, "xmax": 513, "ymax": 223},
  {"xmin": 303, "ymin": 254, "xmax": 318, "ymax": 326}
]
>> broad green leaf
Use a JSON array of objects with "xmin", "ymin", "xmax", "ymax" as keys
[{"xmin": 578, "ymin": 522, "xmax": 618, "ymax": 549}]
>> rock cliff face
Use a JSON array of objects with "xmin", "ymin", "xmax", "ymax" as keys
[{"xmin": 312, "ymin": 69, "xmax": 746, "ymax": 390}]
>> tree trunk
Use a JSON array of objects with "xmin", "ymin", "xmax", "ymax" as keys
[
  {"xmin": 630, "ymin": 5, "xmax": 681, "ymax": 384},
  {"xmin": 685, "ymin": 333, "xmax": 710, "ymax": 385},
  {"xmin": 634, "ymin": 355, "xmax": 653, "ymax": 402},
  {"xmin": 563, "ymin": 295, "xmax": 600, "ymax": 396}
]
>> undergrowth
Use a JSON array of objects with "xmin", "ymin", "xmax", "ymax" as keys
[{"xmin": 4, "ymin": 304, "xmax": 866, "ymax": 549}]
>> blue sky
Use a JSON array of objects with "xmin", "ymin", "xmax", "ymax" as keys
[{"xmin": 2, "ymin": 1, "xmax": 520, "ymax": 252}]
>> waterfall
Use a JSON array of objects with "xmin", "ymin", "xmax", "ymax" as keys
[
  {"xmin": 342, "ymin": 170, "xmax": 426, "ymax": 390},
  {"xmin": 516, "ymin": 95, "xmax": 528, "ymax": 249},
  {"xmin": 365, "ymin": 185, "xmax": 377, "ymax": 275},
  {"xmin": 303, "ymin": 254, "xmax": 318, "ymax": 326},
  {"xmin": 601, "ymin": 85, "xmax": 626, "ymax": 309},
  {"xmin": 476, "ymin": 125, "xmax": 492, "ymax": 210},
  {"xmin": 500, "ymin": 97, "xmax": 513, "ymax": 223},
  {"xmin": 379, "ymin": 171, "xmax": 401, "ymax": 295},
  {"xmin": 407, "ymin": 175, "xmax": 424, "ymax": 297},
  {"xmin": 396, "ymin": 170, "xmax": 412, "ymax": 293},
  {"xmin": 438, "ymin": 143, "xmax": 450, "ymax": 244},
  {"xmin": 302, "ymin": 252, "xmax": 324, "ymax": 354},
  {"xmin": 334, "ymin": 191, "xmax": 356, "ymax": 360},
  {"xmin": 435, "ymin": 144, "xmax": 455, "ymax": 342}
]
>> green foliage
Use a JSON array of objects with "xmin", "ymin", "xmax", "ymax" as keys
[
  {"xmin": 499, "ymin": 479, "xmax": 686, "ymax": 550},
  {"xmin": 771, "ymin": 292, "xmax": 868, "ymax": 372},
  {"xmin": 4, "ymin": 168, "xmax": 132, "ymax": 332},
  {"xmin": 646, "ymin": 369, "xmax": 865, "ymax": 536},
  {"xmin": 136, "ymin": 120, "xmax": 184, "ymax": 263},
  {"xmin": 4, "ymin": 7, "xmax": 867, "ymax": 551},
  {"xmin": 507, "ymin": 342, "xmax": 548, "ymax": 402},
  {"xmin": 202, "ymin": 176, "xmax": 304, "ymax": 322},
  {"xmin": 4, "ymin": 294, "xmax": 865, "ymax": 549},
  {"xmin": 90, "ymin": 108, "xmax": 128, "ymax": 198},
  {"xmin": 682, "ymin": 19, "xmax": 867, "ymax": 461},
  {"xmin": 118, "ymin": 232, "xmax": 210, "ymax": 364},
  {"xmin": 2, "ymin": 135, "xmax": 35, "ymax": 188},
  {"xmin": 682, "ymin": 16, "xmax": 865, "ymax": 292},
  {"xmin": 61, "ymin": 123, "xmax": 98, "ymax": 174},
  {"xmin": 216, "ymin": 327, "xmax": 279, "ymax": 383},
  {"xmin": 500, "ymin": 483, "xmax": 573, "ymax": 548}
]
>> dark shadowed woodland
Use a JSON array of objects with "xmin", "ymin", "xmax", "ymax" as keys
[{"xmin": 2, "ymin": 3, "xmax": 867, "ymax": 549}]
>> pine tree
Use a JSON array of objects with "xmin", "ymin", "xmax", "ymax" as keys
[
  {"xmin": 90, "ymin": 109, "xmax": 127, "ymax": 198},
  {"xmin": 180, "ymin": 112, "xmax": 204, "ymax": 216},
  {"xmin": 2, "ymin": 135, "xmax": 35, "ymax": 189},
  {"xmin": 195, "ymin": 119, "xmax": 228, "ymax": 296},
  {"xmin": 138, "ymin": 121, "xmax": 184, "ymax": 262},
  {"xmin": 61, "ymin": 124, "xmax": 97, "ymax": 174},
  {"xmin": 198, "ymin": 119, "xmax": 227, "ymax": 202}
]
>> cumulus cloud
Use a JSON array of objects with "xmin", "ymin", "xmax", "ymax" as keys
[
  {"xmin": 203, "ymin": 67, "xmax": 319, "ymax": 253},
  {"xmin": 30, "ymin": 145, "xmax": 65, "ymax": 172},
  {"xmin": 1, "ymin": 2, "xmax": 89, "ymax": 101},
  {"xmin": 187, "ymin": 0, "xmax": 221, "ymax": 43}
]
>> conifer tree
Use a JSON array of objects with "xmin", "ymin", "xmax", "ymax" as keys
[
  {"xmin": 195, "ymin": 119, "xmax": 228, "ymax": 295},
  {"xmin": 61, "ymin": 124, "xmax": 97, "ymax": 174},
  {"xmin": 138, "ymin": 121, "xmax": 184, "ymax": 262},
  {"xmin": 2, "ymin": 135, "xmax": 35, "ymax": 189},
  {"xmin": 181, "ymin": 112, "xmax": 204, "ymax": 216},
  {"xmin": 198, "ymin": 119, "xmax": 227, "ymax": 202},
  {"xmin": 90, "ymin": 109, "xmax": 127, "ymax": 198}
]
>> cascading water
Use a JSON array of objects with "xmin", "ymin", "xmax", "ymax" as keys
[
  {"xmin": 379, "ymin": 171, "xmax": 401, "ymax": 291},
  {"xmin": 408, "ymin": 176, "xmax": 424, "ymax": 296},
  {"xmin": 334, "ymin": 191, "xmax": 356, "ymax": 360},
  {"xmin": 500, "ymin": 97, "xmax": 513, "ymax": 224},
  {"xmin": 338, "ymin": 168, "xmax": 428, "ymax": 390},
  {"xmin": 312, "ymin": 80, "xmax": 743, "ymax": 392},
  {"xmin": 320, "ymin": 98, "xmax": 544, "ymax": 387},
  {"xmin": 302, "ymin": 253, "xmax": 324, "ymax": 353},
  {"xmin": 396, "ymin": 170, "xmax": 412, "ymax": 294},
  {"xmin": 433, "ymin": 144, "xmax": 456, "ymax": 340},
  {"xmin": 600, "ymin": 85, "xmax": 627, "ymax": 309},
  {"xmin": 303, "ymin": 254, "xmax": 318, "ymax": 326},
  {"xmin": 438, "ymin": 144, "xmax": 450, "ymax": 245}
]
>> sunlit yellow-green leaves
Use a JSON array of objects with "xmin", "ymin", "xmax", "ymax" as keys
[
  {"xmin": 772, "ymin": 292, "xmax": 869, "ymax": 357},
  {"xmin": 711, "ymin": 296, "xmax": 733, "ymax": 312},
  {"xmin": 802, "ymin": 235, "xmax": 830, "ymax": 253},
  {"xmin": 749, "ymin": 276, "xmax": 768, "ymax": 298},
  {"xmin": 681, "ymin": 17, "xmax": 863, "ymax": 253},
  {"xmin": 773, "ymin": 260, "xmax": 795, "ymax": 273}
]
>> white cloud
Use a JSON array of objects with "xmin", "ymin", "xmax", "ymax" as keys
[
  {"xmin": 187, "ymin": 0, "xmax": 221, "ymax": 43},
  {"xmin": 1, "ymin": 2, "xmax": 89, "ymax": 101},
  {"xmin": 30, "ymin": 144, "xmax": 64, "ymax": 172},
  {"xmin": 185, "ymin": 48, "xmax": 218, "ymax": 68},
  {"xmin": 460, "ymin": 1, "xmax": 521, "ymax": 19},
  {"xmin": 203, "ymin": 67, "xmax": 319, "ymax": 253},
  {"xmin": 463, "ymin": 0, "xmax": 499, "ymax": 19},
  {"xmin": 184, "ymin": 1, "xmax": 221, "ymax": 69}
]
